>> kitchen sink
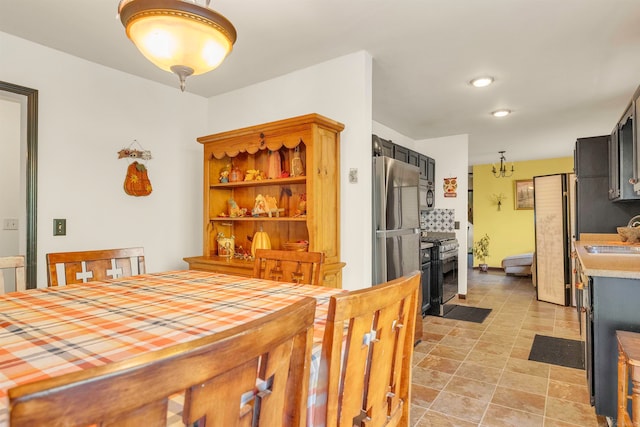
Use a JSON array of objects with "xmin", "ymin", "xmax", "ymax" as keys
[{"xmin": 584, "ymin": 245, "xmax": 640, "ymax": 255}]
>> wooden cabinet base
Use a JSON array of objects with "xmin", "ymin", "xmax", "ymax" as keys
[{"xmin": 184, "ymin": 256, "xmax": 344, "ymax": 288}]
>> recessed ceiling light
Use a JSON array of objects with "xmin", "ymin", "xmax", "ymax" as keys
[
  {"xmin": 491, "ymin": 109, "xmax": 511, "ymax": 117},
  {"xmin": 470, "ymin": 76, "xmax": 494, "ymax": 88}
]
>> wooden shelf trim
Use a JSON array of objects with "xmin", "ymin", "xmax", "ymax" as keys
[
  {"xmin": 211, "ymin": 176, "xmax": 306, "ymax": 189},
  {"xmin": 209, "ymin": 217, "xmax": 307, "ymax": 222}
]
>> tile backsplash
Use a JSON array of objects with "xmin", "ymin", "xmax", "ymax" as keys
[{"xmin": 421, "ymin": 208, "xmax": 455, "ymax": 232}]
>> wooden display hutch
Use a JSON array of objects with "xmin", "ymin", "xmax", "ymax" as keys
[{"xmin": 184, "ymin": 114, "xmax": 345, "ymax": 288}]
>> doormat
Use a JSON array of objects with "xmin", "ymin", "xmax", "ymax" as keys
[
  {"xmin": 528, "ymin": 334, "xmax": 585, "ymax": 370},
  {"xmin": 443, "ymin": 305, "xmax": 492, "ymax": 323}
]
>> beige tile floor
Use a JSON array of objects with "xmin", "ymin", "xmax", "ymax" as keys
[{"xmin": 410, "ymin": 268, "xmax": 608, "ymax": 427}]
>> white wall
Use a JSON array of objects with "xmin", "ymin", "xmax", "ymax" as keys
[
  {"xmin": 1, "ymin": 31, "xmax": 208, "ymax": 287},
  {"xmin": 207, "ymin": 51, "xmax": 373, "ymax": 290},
  {"xmin": 417, "ymin": 134, "xmax": 470, "ymax": 295}
]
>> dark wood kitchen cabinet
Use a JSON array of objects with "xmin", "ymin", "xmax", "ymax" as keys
[
  {"xmin": 584, "ymin": 271, "xmax": 640, "ymax": 420},
  {"xmin": 574, "ymin": 136, "xmax": 640, "ymax": 237},
  {"xmin": 633, "ymin": 87, "xmax": 640, "ymax": 195},
  {"xmin": 416, "ymin": 154, "xmax": 435, "ymax": 181},
  {"xmin": 418, "ymin": 155, "xmax": 428, "ymax": 177},
  {"xmin": 426, "ymin": 156, "xmax": 436, "ymax": 183},
  {"xmin": 609, "ymin": 102, "xmax": 640, "ymax": 201},
  {"xmin": 371, "ymin": 134, "xmax": 435, "ymax": 182},
  {"xmin": 408, "ymin": 150, "xmax": 419, "ymax": 168},
  {"xmin": 393, "ymin": 145, "xmax": 409, "ymax": 163}
]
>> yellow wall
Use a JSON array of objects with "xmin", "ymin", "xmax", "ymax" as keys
[{"xmin": 471, "ymin": 157, "xmax": 573, "ymax": 268}]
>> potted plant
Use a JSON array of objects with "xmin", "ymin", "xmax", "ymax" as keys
[{"xmin": 473, "ymin": 234, "xmax": 490, "ymax": 272}]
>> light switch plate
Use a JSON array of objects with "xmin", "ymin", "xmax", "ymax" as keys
[
  {"xmin": 2, "ymin": 218, "xmax": 18, "ymax": 230},
  {"xmin": 53, "ymin": 218, "xmax": 66, "ymax": 236},
  {"xmin": 349, "ymin": 168, "xmax": 358, "ymax": 183}
]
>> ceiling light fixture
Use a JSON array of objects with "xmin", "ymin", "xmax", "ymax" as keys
[
  {"xmin": 492, "ymin": 151, "xmax": 514, "ymax": 178},
  {"xmin": 118, "ymin": 0, "xmax": 237, "ymax": 91},
  {"xmin": 470, "ymin": 76, "xmax": 494, "ymax": 88},
  {"xmin": 492, "ymin": 109, "xmax": 511, "ymax": 117}
]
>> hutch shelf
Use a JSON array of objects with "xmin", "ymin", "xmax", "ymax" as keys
[{"xmin": 184, "ymin": 113, "xmax": 345, "ymax": 288}]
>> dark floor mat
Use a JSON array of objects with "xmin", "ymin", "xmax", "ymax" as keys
[
  {"xmin": 443, "ymin": 305, "xmax": 492, "ymax": 323},
  {"xmin": 528, "ymin": 334, "xmax": 585, "ymax": 370}
]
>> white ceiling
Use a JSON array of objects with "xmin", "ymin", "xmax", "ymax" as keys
[{"xmin": 2, "ymin": 0, "xmax": 640, "ymax": 165}]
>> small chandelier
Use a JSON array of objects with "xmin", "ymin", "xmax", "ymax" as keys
[
  {"xmin": 118, "ymin": 0, "xmax": 237, "ymax": 91},
  {"xmin": 492, "ymin": 151, "xmax": 514, "ymax": 178}
]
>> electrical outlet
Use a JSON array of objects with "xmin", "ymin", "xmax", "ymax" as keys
[
  {"xmin": 349, "ymin": 168, "xmax": 358, "ymax": 183},
  {"xmin": 3, "ymin": 218, "xmax": 18, "ymax": 230},
  {"xmin": 53, "ymin": 219, "xmax": 66, "ymax": 236}
]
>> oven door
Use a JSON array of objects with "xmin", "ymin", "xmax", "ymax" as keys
[
  {"xmin": 419, "ymin": 178, "xmax": 435, "ymax": 211},
  {"xmin": 441, "ymin": 252, "xmax": 458, "ymax": 304}
]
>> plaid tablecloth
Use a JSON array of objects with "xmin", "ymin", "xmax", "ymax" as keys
[{"xmin": 0, "ymin": 270, "xmax": 344, "ymax": 426}]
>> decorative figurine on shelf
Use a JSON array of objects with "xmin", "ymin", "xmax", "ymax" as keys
[
  {"xmin": 267, "ymin": 150, "xmax": 282, "ymax": 179},
  {"xmin": 252, "ymin": 194, "xmax": 283, "ymax": 217},
  {"xmin": 217, "ymin": 231, "xmax": 235, "ymax": 258},
  {"xmin": 228, "ymin": 198, "xmax": 243, "ymax": 217},
  {"xmin": 219, "ymin": 163, "xmax": 231, "ymax": 183},
  {"xmin": 244, "ymin": 169, "xmax": 264, "ymax": 181},
  {"xmin": 294, "ymin": 193, "xmax": 307, "ymax": 217},
  {"xmin": 291, "ymin": 146, "xmax": 304, "ymax": 177},
  {"xmin": 252, "ymin": 194, "xmax": 268, "ymax": 216},
  {"xmin": 229, "ymin": 163, "xmax": 242, "ymax": 182}
]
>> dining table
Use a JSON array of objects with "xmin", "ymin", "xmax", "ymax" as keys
[{"xmin": 0, "ymin": 269, "xmax": 345, "ymax": 427}]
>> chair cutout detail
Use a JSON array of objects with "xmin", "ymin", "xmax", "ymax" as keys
[
  {"xmin": 253, "ymin": 249, "xmax": 324, "ymax": 286},
  {"xmin": 46, "ymin": 247, "xmax": 145, "ymax": 286},
  {"xmin": 0, "ymin": 255, "xmax": 26, "ymax": 293},
  {"xmin": 322, "ymin": 272, "xmax": 420, "ymax": 427},
  {"xmin": 9, "ymin": 297, "xmax": 317, "ymax": 427}
]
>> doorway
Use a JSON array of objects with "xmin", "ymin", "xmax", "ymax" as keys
[{"xmin": 0, "ymin": 81, "xmax": 38, "ymax": 289}]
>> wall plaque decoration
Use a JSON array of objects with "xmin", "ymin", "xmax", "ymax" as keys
[
  {"xmin": 119, "ymin": 140, "xmax": 152, "ymax": 197},
  {"xmin": 443, "ymin": 177, "xmax": 457, "ymax": 198}
]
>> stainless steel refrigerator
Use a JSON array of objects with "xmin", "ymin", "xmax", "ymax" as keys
[{"xmin": 372, "ymin": 156, "xmax": 420, "ymax": 285}]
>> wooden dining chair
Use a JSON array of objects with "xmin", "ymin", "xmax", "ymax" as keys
[
  {"xmin": 253, "ymin": 249, "xmax": 325, "ymax": 286},
  {"xmin": 0, "ymin": 255, "xmax": 26, "ymax": 293},
  {"xmin": 46, "ymin": 247, "xmax": 145, "ymax": 286},
  {"xmin": 322, "ymin": 271, "xmax": 420, "ymax": 427},
  {"xmin": 9, "ymin": 296, "xmax": 317, "ymax": 427}
]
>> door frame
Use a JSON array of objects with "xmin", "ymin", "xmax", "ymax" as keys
[{"xmin": 0, "ymin": 81, "xmax": 38, "ymax": 289}]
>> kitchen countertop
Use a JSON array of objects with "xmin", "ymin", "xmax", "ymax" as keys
[{"xmin": 575, "ymin": 233, "xmax": 640, "ymax": 279}]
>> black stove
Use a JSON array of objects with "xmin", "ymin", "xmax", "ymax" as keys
[{"xmin": 421, "ymin": 232, "xmax": 459, "ymax": 316}]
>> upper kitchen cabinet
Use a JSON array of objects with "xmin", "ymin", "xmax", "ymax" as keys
[
  {"xmin": 575, "ymin": 135, "xmax": 640, "ymax": 237},
  {"xmin": 393, "ymin": 145, "xmax": 409, "ymax": 163},
  {"xmin": 609, "ymin": 101, "xmax": 640, "ymax": 200},
  {"xmin": 426, "ymin": 156, "xmax": 436, "ymax": 183},
  {"xmin": 372, "ymin": 134, "xmax": 393, "ymax": 157},
  {"xmin": 408, "ymin": 150, "xmax": 420, "ymax": 169},
  {"xmin": 371, "ymin": 135, "xmax": 436, "ymax": 181},
  {"xmin": 576, "ymin": 135, "xmax": 608, "ymax": 178},
  {"xmin": 634, "ymin": 87, "xmax": 640, "ymax": 195},
  {"xmin": 418, "ymin": 155, "xmax": 428, "ymax": 177},
  {"xmin": 185, "ymin": 114, "xmax": 345, "ymax": 288}
]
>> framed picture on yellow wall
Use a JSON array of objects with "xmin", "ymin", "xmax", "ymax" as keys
[{"xmin": 515, "ymin": 179, "xmax": 534, "ymax": 210}]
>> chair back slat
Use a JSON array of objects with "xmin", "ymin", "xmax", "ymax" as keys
[
  {"xmin": 323, "ymin": 272, "xmax": 420, "ymax": 427},
  {"xmin": 46, "ymin": 247, "xmax": 145, "ymax": 286},
  {"xmin": 253, "ymin": 249, "xmax": 324, "ymax": 286},
  {"xmin": 9, "ymin": 297, "xmax": 316, "ymax": 427},
  {"xmin": 0, "ymin": 255, "xmax": 26, "ymax": 293}
]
